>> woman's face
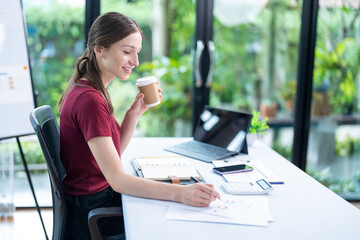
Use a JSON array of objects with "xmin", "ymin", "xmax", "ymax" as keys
[{"xmin": 96, "ymin": 31, "xmax": 142, "ymax": 83}]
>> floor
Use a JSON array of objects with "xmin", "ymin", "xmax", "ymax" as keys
[{"xmin": 0, "ymin": 208, "xmax": 53, "ymax": 240}]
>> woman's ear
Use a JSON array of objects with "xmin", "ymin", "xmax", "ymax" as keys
[{"xmin": 94, "ymin": 47, "xmax": 102, "ymax": 57}]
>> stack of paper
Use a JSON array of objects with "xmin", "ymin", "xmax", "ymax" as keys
[{"xmin": 165, "ymin": 194, "xmax": 273, "ymax": 227}]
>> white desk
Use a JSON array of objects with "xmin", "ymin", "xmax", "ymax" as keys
[{"xmin": 121, "ymin": 137, "xmax": 360, "ymax": 240}]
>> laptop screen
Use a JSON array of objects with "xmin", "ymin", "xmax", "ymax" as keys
[{"xmin": 194, "ymin": 106, "xmax": 253, "ymax": 152}]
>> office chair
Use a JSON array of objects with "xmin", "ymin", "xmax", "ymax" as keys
[{"xmin": 30, "ymin": 105, "xmax": 125, "ymax": 240}]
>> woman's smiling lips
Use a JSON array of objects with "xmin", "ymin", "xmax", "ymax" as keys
[{"xmin": 123, "ymin": 66, "xmax": 133, "ymax": 74}]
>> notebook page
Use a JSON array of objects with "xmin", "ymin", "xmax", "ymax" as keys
[{"xmin": 136, "ymin": 157, "xmax": 201, "ymax": 180}]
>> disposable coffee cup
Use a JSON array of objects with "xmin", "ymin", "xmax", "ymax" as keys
[{"xmin": 136, "ymin": 76, "xmax": 161, "ymax": 107}]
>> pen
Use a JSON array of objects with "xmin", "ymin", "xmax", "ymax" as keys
[
  {"xmin": 191, "ymin": 176, "xmax": 201, "ymax": 183},
  {"xmin": 191, "ymin": 176, "xmax": 224, "ymax": 201}
]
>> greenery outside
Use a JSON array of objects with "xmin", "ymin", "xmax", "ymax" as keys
[{"xmin": 313, "ymin": 5, "xmax": 360, "ymax": 115}]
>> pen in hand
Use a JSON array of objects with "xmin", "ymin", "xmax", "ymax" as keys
[{"xmin": 191, "ymin": 176, "xmax": 223, "ymax": 201}]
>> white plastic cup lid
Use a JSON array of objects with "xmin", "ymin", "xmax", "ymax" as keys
[{"xmin": 136, "ymin": 76, "xmax": 157, "ymax": 87}]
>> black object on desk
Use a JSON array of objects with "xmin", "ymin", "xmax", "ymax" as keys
[{"xmin": 165, "ymin": 106, "xmax": 253, "ymax": 162}]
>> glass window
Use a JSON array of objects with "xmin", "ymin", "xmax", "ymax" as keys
[
  {"xmin": 102, "ymin": 0, "xmax": 196, "ymax": 137},
  {"xmin": 15, "ymin": 0, "xmax": 86, "ymax": 207},
  {"xmin": 211, "ymin": 0, "xmax": 303, "ymax": 159},
  {"xmin": 16, "ymin": 0, "xmax": 196, "ymax": 207},
  {"xmin": 307, "ymin": 0, "xmax": 360, "ymax": 200}
]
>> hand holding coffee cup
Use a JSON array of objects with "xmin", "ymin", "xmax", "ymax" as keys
[{"xmin": 136, "ymin": 76, "xmax": 161, "ymax": 107}]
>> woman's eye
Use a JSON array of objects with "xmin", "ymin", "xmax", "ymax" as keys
[{"xmin": 124, "ymin": 51, "xmax": 131, "ymax": 54}]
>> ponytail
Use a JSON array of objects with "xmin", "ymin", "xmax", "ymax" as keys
[
  {"xmin": 58, "ymin": 12, "xmax": 141, "ymax": 114},
  {"xmin": 57, "ymin": 47, "xmax": 114, "ymax": 114}
]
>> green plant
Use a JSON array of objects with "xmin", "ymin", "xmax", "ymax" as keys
[
  {"xmin": 25, "ymin": 4, "xmax": 85, "ymax": 118},
  {"xmin": 280, "ymin": 80, "xmax": 296, "ymax": 100},
  {"xmin": 314, "ymin": 38, "xmax": 359, "ymax": 114},
  {"xmin": 135, "ymin": 55, "xmax": 193, "ymax": 136},
  {"xmin": 354, "ymin": 172, "xmax": 360, "ymax": 183},
  {"xmin": 248, "ymin": 110, "xmax": 269, "ymax": 135},
  {"xmin": 307, "ymin": 167, "xmax": 333, "ymax": 187},
  {"xmin": 5, "ymin": 140, "xmax": 44, "ymax": 166},
  {"xmin": 335, "ymin": 135, "xmax": 360, "ymax": 157},
  {"xmin": 307, "ymin": 168, "xmax": 360, "ymax": 194}
]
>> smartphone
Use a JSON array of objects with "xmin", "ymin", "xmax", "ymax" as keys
[{"xmin": 213, "ymin": 164, "xmax": 254, "ymax": 175}]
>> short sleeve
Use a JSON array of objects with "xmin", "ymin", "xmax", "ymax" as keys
[{"xmin": 73, "ymin": 90, "xmax": 112, "ymax": 141}]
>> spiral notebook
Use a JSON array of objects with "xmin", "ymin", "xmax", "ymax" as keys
[{"xmin": 131, "ymin": 157, "xmax": 202, "ymax": 182}]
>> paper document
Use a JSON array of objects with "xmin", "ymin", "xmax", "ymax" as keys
[
  {"xmin": 166, "ymin": 194, "xmax": 273, "ymax": 227},
  {"xmin": 212, "ymin": 160, "xmax": 284, "ymax": 184},
  {"xmin": 179, "ymin": 197, "xmax": 254, "ymax": 219}
]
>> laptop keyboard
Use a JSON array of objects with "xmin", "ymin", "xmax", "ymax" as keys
[{"xmin": 175, "ymin": 141, "xmax": 234, "ymax": 159}]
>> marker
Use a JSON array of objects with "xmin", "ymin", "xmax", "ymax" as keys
[{"xmin": 191, "ymin": 176, "xmax": 224, "ymax": 201}]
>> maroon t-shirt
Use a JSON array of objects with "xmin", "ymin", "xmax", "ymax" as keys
[{"xmin": 60, "ymin": 80, "xmax": 121, "ymax": 195}]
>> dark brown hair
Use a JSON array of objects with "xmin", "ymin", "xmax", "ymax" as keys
[{"xmin": 58, "ymin": 12, "xmax": 142, "ymax": 114}]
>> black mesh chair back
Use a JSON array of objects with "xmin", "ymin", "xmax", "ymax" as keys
[
  {"xmin": 30, "ymin": 105, "xmax": 124, "ymax": 240},
  {"xmin": 30, "ymin": 105, "xmax": 67, "ymax": 240}
]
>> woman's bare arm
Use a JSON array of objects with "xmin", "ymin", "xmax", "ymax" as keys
[{"xmin": 88, "ymin": 136, "xmax": 219, "ymax": 207}]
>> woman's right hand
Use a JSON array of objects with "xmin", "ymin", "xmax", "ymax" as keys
[
  {"xmin": 129, "ymin": 84, "xmax": 163, "ymax": 118},
  {"xmin": 179, "ymin": 183, "xmax": 220, "ymax": 207}
]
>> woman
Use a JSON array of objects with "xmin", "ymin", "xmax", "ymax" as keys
[{"xmin": 58, "ymin": 12, "xmax": 219, "ymax": 239}]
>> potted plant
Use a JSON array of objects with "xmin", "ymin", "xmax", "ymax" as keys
[
  {"xmin": 260, "ymin": 99, "xmax": 277, "ymax": 118},
  {"xmin": 311, "ymin": 77, "xmax": 330, "ymax": 116},
  {"xmin": 247, "ymin": 110, "xmax": 269, "ymax": 145},
  {"xmin": 280, "ymin": 80, "xmax": 296, "ymax": 112}
]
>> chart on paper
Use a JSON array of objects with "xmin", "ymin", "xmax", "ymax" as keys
[
  {"xmin": 0, "ymin": 66, "xmax": 33, "ymax": 104},
  {"xmin": 166, "ymin": 194, "xmax": 273, "ymax": 227},
  {"xmin": 179, "ymin": 195, "xmax": 254, "ymax": 219}
]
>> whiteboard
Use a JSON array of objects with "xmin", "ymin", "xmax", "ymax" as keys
[{"xmin": 0, "ymin": 0, "xmax": 35, "ymax": 140}]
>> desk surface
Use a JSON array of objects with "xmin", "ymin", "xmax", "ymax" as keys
[{"xmin": 121, "ymin": 138, "xmax": 360, "ymax": 240}]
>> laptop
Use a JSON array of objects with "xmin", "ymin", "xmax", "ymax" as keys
[{"xmin": 165, "ymin": 106, "xmax": 253, "ymax": 162}]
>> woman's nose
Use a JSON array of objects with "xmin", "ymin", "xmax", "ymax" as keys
[{"xmin": 130, "ymin": 53, "xmax": 139, "ymax": 67}]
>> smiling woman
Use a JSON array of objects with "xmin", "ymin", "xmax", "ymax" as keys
[
  {"xmin": 58, "ymin": 12, "xmax": 143, "ymax": 115},
  {"xmin": 57, "ymin": 12, "xmax": 219, "ymax": 239},
  {"xmin": 94, "ymin": 32, "xmax": 142, "ymax": 83}
]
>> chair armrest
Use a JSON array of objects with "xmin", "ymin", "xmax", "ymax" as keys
[{"xmin": 88, "ymin": 207, "xmax": 125, "ymax": 240}]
